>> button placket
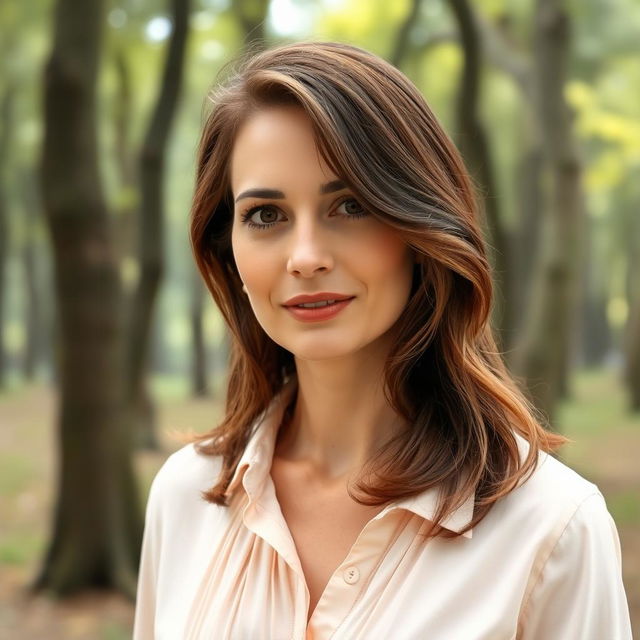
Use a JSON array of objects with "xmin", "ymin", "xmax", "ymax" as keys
[{"xmin": 308, "ymin": 512, "xmax": 407, "ymax": 638}]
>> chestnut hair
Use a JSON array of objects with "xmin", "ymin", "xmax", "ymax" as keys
[{"xmin": 188, "ymin": 41, "xmax": 566, "ymax": 538}]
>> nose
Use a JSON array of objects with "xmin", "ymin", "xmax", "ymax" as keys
[{"xmin": 286, "ymin": 218, "xmax": 334, "ymax": 278}]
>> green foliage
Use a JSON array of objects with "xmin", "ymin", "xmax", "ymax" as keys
[
  {"xmin": 316, "ymin": 0, "xmax": 410, "ymax": 55},
  {"xmin": 568, "ymin": 78, "xmax": 640, "ymax": 192},
  {"xmin": 1, "ymin": 0, "xmax": 639, "ymax": 398}
]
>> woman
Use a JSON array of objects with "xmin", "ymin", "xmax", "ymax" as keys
[{"xmin": 133, "ymin": 42, "xmax": 632, "ymax": 639}]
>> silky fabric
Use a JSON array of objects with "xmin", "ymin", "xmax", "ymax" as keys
[{"xmin": 133, "ymin": 377, "xmax": 632, "ymax": 639}]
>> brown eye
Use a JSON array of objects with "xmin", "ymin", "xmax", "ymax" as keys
[
  {"xmin": 241, "ymin": 205, "xmax": 283, "ymax": 229},
  {"xmin": 336, "ymin": 198, "xmax": 367, "ymax": 218},
  {"xmin": 256, "ymin": 207, "xmax": 278, "ymax": 224}
]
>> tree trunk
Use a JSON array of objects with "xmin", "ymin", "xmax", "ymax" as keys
[
  {"xmin": 578, "ymin": 212, "xmax": 611, "ymax": 367},
  {"xmin": 512, "ymin": 0, "xmax": 586, "ymax": 424},
  {"xmin": 33, "ymin": 0, "xmax": 141, "ymax": 598},
  {"xmin": 21, "ymin": 244, "xmax": 40, "ymax": 380},
  {"xmin": 507, "ymin": 132, "xmax": 544, "ymax": 357},
  {"xmin": 447, "ymin": 0, "xmax": 512, "ymax": 351},
  {"xmin": 389, "ymin": 0, "xmax": 422, "ymax": 68},
  {"xmin": 472, "ymin": 12, "xmax": 538, "ymax": 358},
  {"xmin": 125, "ymin": 0, "xmax": 190, "ymax": 449},
  {"xmin": 0, "ymin": 83, "xmax": 15, "ymax": 388},
  {"xmin": 580, "ymin": 292, "xmax": 611, "ymax": 367},
  {"xmin": 232, "ymin": 0, "xmax": 271, "ymax": 49},
  {"xmin": 624, "ymin": 198, "xmax": 640, "ymax": 410},
  {"xmin": 112, "ymin": 46, "xmax": 138, "ymax": 276}
]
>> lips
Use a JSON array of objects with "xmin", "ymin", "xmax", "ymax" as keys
[
  {"xmin": 283, "ymin": 297, "xmax": 354, "ymax": 322},
  {"xmin": 283, "ymin": 293, "xmax": 355, "ymax": 307}
]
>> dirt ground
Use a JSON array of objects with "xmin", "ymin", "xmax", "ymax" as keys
[{"xmin": 0, "ymin": 376, "xmax": 638, "ymax": 639}]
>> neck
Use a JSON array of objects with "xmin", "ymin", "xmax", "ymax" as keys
[{"xmin": 275, "ymin": 338, "xmax": 407, "ymax": 481}]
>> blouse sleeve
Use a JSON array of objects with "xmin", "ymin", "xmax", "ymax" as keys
[
  {"xmin": 518, "ymin": 491, "xmax": 632, "ymax": 639},
  {"xmin": 133, "ymin": 469, "xmax": 165, "ymax": 640}
]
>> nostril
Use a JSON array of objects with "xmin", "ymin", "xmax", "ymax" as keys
[{"xmin": 286, "ymin": 261, "xmax": 332, "ymax": 277}]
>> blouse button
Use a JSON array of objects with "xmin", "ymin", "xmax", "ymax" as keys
[{"xmin": 343, "ymin": 565, "xmax": 360, "ymax": 585}]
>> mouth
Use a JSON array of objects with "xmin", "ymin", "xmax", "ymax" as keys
[
  {"xmin": 282, "ymin": 296, "xmax": 355, "ymax": 322},
  {"xmin": 283, "ymin": 293, "xmax": 355, "ymax": 308},
  {"xmin": 287, "ymin": 298, "xmax": 354, "ymax": 309}
]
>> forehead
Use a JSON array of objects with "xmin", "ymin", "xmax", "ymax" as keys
[{"xmin": 229, "ymin": 105, "xmax": 335, "ymax": 195}]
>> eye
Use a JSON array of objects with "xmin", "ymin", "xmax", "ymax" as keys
[
  {"xmin": 240, "ymin": 205, "xmax": 284, "ymax": 229},
  {"xmin": 335, "ymin": 197, "xmax": 367, "ymax": 219}
]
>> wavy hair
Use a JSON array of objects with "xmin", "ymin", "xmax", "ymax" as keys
[{"xmin": 188, "ymin": 41, "xmax": 566, "ymax": 538}]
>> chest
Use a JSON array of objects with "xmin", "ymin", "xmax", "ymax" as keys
[
  {"xmin": 270, "ymin": 461, "xmax": 384, "ymax": 620},
  {"xmin": 161, "ymin": 473, "xmax": 538, "ymax": 640}
]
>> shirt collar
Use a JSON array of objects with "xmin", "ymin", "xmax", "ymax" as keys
[
  {"xmin": 225, "ymin": 376, "xmax": 297, "ymax": 499},
  {"xmin": 225, "ymin": 376, "xmax": 475, "ymax": 538}
]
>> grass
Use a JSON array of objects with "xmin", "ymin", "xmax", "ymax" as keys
[
  {"xmin": 559, "ymin": 366, "xmax": 637, "ymax": 436},
  {"xmin": 0, "ymin": 454, "xmax": 35, "ymax": 496},
  {"xmin": 556, "ymin": 367, "xmax": 640, "ymax": 525},
  {"xmin": 0, "ymin": 532, "xmax": 44, "ymax": 565},
  {"xmin": 608, "ymin": 490, "xmax": 640, "ymax": 525},
  {"xmin": 100, "ymin": 621, "xmax": 133, "ymax": 640}
]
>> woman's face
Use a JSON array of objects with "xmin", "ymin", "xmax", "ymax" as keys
[{"xmin": 230, "ymin": 105, "xmax": 414, "ymax": 361}]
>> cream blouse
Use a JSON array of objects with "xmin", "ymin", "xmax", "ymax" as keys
[{"xmin": 133, "ymin": 379, "xmax": 632, "ymax": 639}]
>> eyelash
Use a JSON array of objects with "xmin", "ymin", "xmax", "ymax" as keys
[{"xmin": 239, "ymin": 197, "xmax": 368, "ymax": 230}]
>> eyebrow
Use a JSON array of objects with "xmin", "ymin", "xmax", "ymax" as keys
[{"xmin": 234, "ymin": 179, "xmax": 346, "ymax": 203}]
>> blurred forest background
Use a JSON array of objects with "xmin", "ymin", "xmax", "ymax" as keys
[{"xmin": 0, "ymin": 0, "xmax": 639, "ymax": 637}]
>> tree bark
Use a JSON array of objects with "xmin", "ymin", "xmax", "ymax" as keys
[
  {"xmin": 0, "ymin": 83, "xmax": 15, "ymax": 388},
  {"xmin": 33, "ymin": 0, "xmax": 141, "ymax": 597},
  {"xmin": 578, "ymin": 212, "xmax": 611, "ymax": 367},
  {"xmin": 511, "ymin": 0, "xmax": 586, "ymax": 423},
  {"xmin": 125, "ymin": 0, "xmax": 190, "ymax": 449},
  {"xmin": 447, "ymin": 0, "xmax": 512, "ymax": 351},
  {"xmin": 112, "ymin": 46, "xmax": 138, "ymax": 273},
  {"xmin": 20, "ymin": 167, "xmax": 47, "ymax": 380}
]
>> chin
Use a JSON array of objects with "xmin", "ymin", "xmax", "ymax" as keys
[{"xmin": 277, "ymin": 333, "xmax": 376, "ymax": 363}]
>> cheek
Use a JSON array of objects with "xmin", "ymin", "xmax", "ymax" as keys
[
  {"xmin": 360, "ymin": 232, "xmax": 414, "ymax": 296},
  {"xmin": 232, "ymin": 231, "xmax": 262, "ymax": 287},
  {"xmin": 231, "ymin": 232, "xmax": 280, "ymax": 309}
]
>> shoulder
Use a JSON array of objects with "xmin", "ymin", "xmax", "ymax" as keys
[
  {"xmin": 501, "ymin": 434, "xmax": 604, "ymax": 526},
  {"xmin": 474, "ymin": 434, "xmax": 615, "ymax": 556},
  {"xmin": 524, "ymin": 449, "xmax": 599, "ymax": 501},
  {"xmin": 516, "ymin": 452, "xmax": 615, "ymax": 552},
  {"xmin": 508, "ymin": 442, "xmax": 632, "ymax": 637},
  {"xmin": 516, "ymin": 446, "xmax": 618, "ymax": 552},
  {"xmin": 146, "ymin": 441, "xmax": 224, "ymax": 518}
]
